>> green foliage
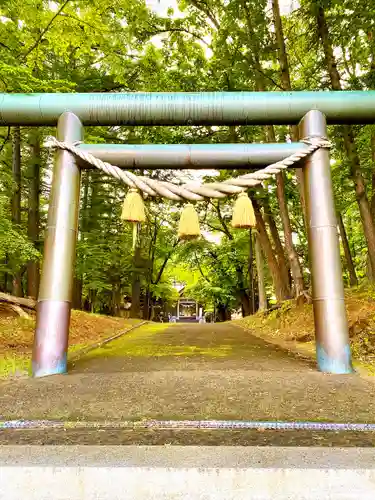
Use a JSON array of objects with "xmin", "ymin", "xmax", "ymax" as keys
[
  {"xmin": 0, "ymin": 195, "xmax": 39, "ymax": 274},
  {"xmin": 0, "ymin": 0, "xmax": 373, "ymax": 314}
]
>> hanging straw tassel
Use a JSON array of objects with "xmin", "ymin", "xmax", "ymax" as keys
[
  {"xmin": 132, "ymin": 223, "xmax": 139, "ymax": 252},
  {"xmin": 231, "ymin": 192, "xmax": 256, "ymax": 229},
  {"xmin": 178, "ymin": 203, "xmax": 201, "ymax": 240},
  {"xmin": 121, "ymin": 188, "xmax": 146, "ymax": 223}
]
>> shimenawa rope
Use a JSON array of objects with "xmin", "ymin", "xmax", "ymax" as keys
[{"xmin": 44, "ymin": 136, "xmax": 331, "ymax": 201}]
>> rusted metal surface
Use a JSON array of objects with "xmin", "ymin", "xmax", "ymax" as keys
[
  {"xmin": 32, "ymin": 112, "xmax": 82, "ymax": 378},
  {"xmin": 299, "ymin": 110, "xmax": 353, "ymax": 374}
]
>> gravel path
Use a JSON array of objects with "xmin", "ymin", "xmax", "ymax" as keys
[{"xmin": 1, "ymin": 322, "xmax": 375, "ymax": 445}]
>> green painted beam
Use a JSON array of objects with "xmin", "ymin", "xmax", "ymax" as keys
[
  {"xmin": 1, "ymin": 91, "xmax": 375, "ymax": 126},
  {"xmin": 78, "ymin": 142, "xmax": 308, "ymax": 169}
]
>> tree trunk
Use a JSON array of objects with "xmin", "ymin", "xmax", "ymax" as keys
[
  {"xmin": 1, "ymin": 264, "xmax": 8, "ymax": 293},
  {"xmin": 130, "ymin": 225, "xmax": 142, "ymax": 318},
  {"xmin": 275, "ymin": 171, "xmax": 305, "ymax": 297},
  {"xmin": 11, "ymin": 127, "xmax": 22, "ymax": 297},
  {"xmin": 75, "ymin": 171, "xmax": 91, "ymax": 310},
  {"xmin": 254, "ymin": 232, "xmax": 267, "ymax": 311},
  {"xmin": 111, "ymin": 284, "xmax": 122, "ymax": 317},
  {"xmin": 317, "ymin": 5, "xmax": 375, "ymax": 278},
  {"xmin": 371, "ymin": 133, "xmax": 375, "ymax": 220},
  {"xmin": 261, "ymin": 195, "xmax": 290, "ymax": 282},
  {"xmin": 217, "ymin": 303, "xmax": 231, "ymax": 322},
  {"xmin": 243, "ymin": 2, "xmax": 305, "ymax": 297},
  {"xmin": 263, "ymin": 127, "xmax": 304, "ymax": 293},
  {"xmin": 248, "ymin": 229, "xmax": 255, "ymax": 314},
  {"xmin": 72, "ymin": 278, "xmax": 83, "ymax": 310},
  {"xmin": 252, "ymin": 198, "xmax": 291, "ymax": 302},
  {"xmin": 27, "ymin": 131, "xmax": 40, "ymax": 298},
  {"xmin": 271, "ymin": 0, "xmax": 307, "ymax": 220},
  {"xmin": 0, "ymin": 291, "xmax": 36, "ymax": 309},
  {"xmin": 237, "ymin": 265, "xmax": 251, "ymax": 317},
  {"xmin": 142, "ymin": 289, "xmax": 151, "ymax": 320},
  {"xmin": 337, "ymin": 212, "xmax": 358, "ymax": 287}
]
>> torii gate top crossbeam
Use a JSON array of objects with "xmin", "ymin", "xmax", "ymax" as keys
[{"xmin": 1, "ymin": 91, "xmax": 375, "ymax": 126}]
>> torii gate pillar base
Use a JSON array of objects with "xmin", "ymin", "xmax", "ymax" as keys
[
  {"xmin": 32, "ymin": 113, "xmax": 82, "ymax": 377},
  {"xmin": 299, "ymin": 110, "xmax": 353, "ymax": 374}
]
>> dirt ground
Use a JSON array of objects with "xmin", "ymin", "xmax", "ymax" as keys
[
  {"xmin": 1, "ymin": 322, "xmax": 375, "ymax": 445},
  {"xmin": 0, "ymin": 309, "xmax": 139, "ymax": 354},
  {"xmin": 239, "ymin": 286, "xmax": 375, "ymax": 364}
]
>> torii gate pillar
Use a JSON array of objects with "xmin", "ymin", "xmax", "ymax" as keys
[
  {"xmin": 32, "ymin": 113, "xmax": 82, "ymax": 377},
  {"xmin": 299, "ymin": 110, "xmax": 353, "ymax": 374}
]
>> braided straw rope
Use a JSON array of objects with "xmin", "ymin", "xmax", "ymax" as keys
[{"xmin": 44, "ymin": 136, "xmax": 331, "ymax": 201}]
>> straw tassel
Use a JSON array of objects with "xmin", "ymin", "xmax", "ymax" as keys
[
  {"xmin": 132, "ymin": 223, "xmax": 139, "ymax": 252},
  {"xmin": 178, "ymin": 203, "xmax": 201, "ymax": 240},
  {"xmin": 231, "ymin": 192, "xmax": 256, "ymax": 229},
  {"xmin": 121, "ymin": 188, "xmax": 146, "ymax": 223}
]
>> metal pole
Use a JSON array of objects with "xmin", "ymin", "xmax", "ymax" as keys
[
  {"xmin": 32, "ymin": 112, "xmax": 82, "ymax": 377},
  {"xmin": 78, "ymin": 142, "xmax": 310, "ymax": 169},
  {"xmin": 1, "ymin": 91, "xmax": 375, "ymax": 126},
  {"xmin": 299, "ymin": 110, "xmax": 353, "ymax": 374}
]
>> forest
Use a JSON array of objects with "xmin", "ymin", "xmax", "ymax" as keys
[{"xmin": 0, "ymin": 0, "xmax": 373, "ymax": 322}]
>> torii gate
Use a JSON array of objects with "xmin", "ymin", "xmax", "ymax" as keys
[{"xmin": 1, "ymin": 91, "xmax": 370, "ymax": 377}]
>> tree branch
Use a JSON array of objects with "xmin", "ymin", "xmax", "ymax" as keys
[
  {"xmin": 211, "ymin": 201, "xmax": 233, "ymax": 240},
  {"xmin": 188, "ymin": 0, "xmax": 220, "ymax": 30},
  {"xmin": 60, "ymin": 12, "xmax": 105, "ymax": 32},
  {"xmin": 144, "ymin": 27, "xmax": 209, "ymax": 46},
  {"xmin": 194, "ymin": 252, "xmax": 211, "ymax": 283},
  {"xmin": 152, "ymin": 239, "xmax": 179, "ymax": 285},
  {"xmin": 0, "ymin": 127, "xmax": 10, "ymax": 154},
  {"xmin": 204, "ymin": 221, "xmax": 228, "ymax": 235},
  {"xmin": 0, "ymin": 42, "xmax": 11, "ymax": 51},
  {"xmin": 23, "ymin": 0, "xmax": 72, "ymax": 60}
]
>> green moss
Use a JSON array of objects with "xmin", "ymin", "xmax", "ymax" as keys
[
  {"xmin": 0, "ymin": 354, "xmax": 31, "ymax": 378},
  {"xmin": 78, "ymin": 323, "xmax": 238, "ymax": 361}
]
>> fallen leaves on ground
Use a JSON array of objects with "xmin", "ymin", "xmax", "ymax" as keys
[
  {"xmin": 238, "ymin": 285, "xmax": 375, "ymax": 363},
  {"xmin": 0, "ymin": 310, "xmax": 139, "ymax": 354}
]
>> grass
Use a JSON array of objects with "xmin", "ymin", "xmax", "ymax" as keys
[
  {"xmin": 0, "ymin": 310, "xmax": 142, "ymax": 379},
  {"xmin": 237, "ymin": 285, "xmax": 375, "ymax": 367}
]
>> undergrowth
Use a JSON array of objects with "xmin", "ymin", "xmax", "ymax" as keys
[{"xmin": 238, "ymin": 285, "xmax": 375, "ymax": 363}]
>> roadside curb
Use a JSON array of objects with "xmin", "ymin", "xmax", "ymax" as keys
[
  {"xmin": 68, "ymin": 320, "xmax": 149, "ymax": 365},
  {"xmin": 2, "ymin": 446, "xmax": 375, "ymax": 500}
]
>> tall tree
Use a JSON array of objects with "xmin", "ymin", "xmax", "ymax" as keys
[
  {"xmin": 241, "ymin": 0, "xmax": 305, "ymax": 298},
  {"xmin": 315, "ymin": 4, "xmax": 375, "ymax": 278},
  {"xmin": 337, "ymin": 212, "xmax": 358, "ymax": 287},
  {"xmin": 271, "ymin": 0, "xmax": 307, "ymax": 219},
  {"xmin": 254, "ymin": 232, "xmax": 267, "ymax": 311},
  {"xmin": 11, "ymin": 127, "xmax": 22, "ymax": 297},
  {"xmin": 252, "ymin": 197, "xmax": 291, "ymax": 302},
  {"xmin": 27, "ymin": 131, "xmax": 40, "ymax": 298}
]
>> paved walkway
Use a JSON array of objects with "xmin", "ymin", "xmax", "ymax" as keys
[{"xmin": 1, "ymin": 323, "xmax": 375, "ymax": 445}]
